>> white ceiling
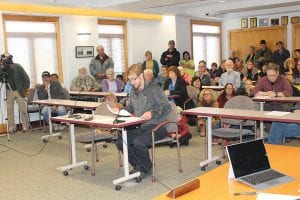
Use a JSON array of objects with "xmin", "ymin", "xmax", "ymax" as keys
[{"xmin": 2, "ymin": 0, "xmax": 300, "ymax": 19}]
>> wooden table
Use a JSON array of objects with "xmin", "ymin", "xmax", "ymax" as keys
[
  {"xmin": 182, "ymin": 107, "xmax": 300, "ymax": 169},
  {"xmin": 154, "ymin": 144, "xmax": 300, "ymax": 200},
  {"xmin": 202, "ymin": 85, "xmax": 224, "ymax": 91},
  {"xmin": 69, "ymin": 91, "xmax": 128, "ymax": 100},
  {"xmin": 52, "ymin": 114, "xmax": 146, "ymax": 190},
  {"xmin": 32, "ymin": 99, "xmax": 100, "ymax": 141},
  {"xmin": 252, "ymin": 96, "xmax": 300, "ymax": 137}
]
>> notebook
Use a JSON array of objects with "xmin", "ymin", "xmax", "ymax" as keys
[{"xmin": 226, "ymin": 139, "xmax": 294, "ymax": 190}]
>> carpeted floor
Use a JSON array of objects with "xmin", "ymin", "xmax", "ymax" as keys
[{"xmin": 0, "ymin": 125, "xmax": 299, "ymax": 200}]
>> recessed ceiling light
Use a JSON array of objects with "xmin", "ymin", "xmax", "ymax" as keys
[{"xmin": 218, "ymin": 0, "xmax": 227, "ymax": 2}]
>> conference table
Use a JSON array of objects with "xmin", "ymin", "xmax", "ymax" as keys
[
  {"xmin": 154, "ymin": 144, "xmax": 300, "ymax": 200},
  {"xmin": 181, "ymin": 107, "xmax": 300, "ymax": 170},
  {"xmin": 202, "ymin": 85, "xmax": 224, "ymax": 91},
  {"xmin": 252, "ymin": 96, "xmax": 300, "ymax": 137},
  {"xmin": 32, "ymin": 99, "xmax": 100, "ymax": 141},
  {"xmin": 51, "ymin": 114, "xmax": 146, "ymax": 190}
]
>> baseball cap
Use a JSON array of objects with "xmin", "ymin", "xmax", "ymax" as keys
[
  {"xmin": 260, "ymin": 40, "xmax": 267, "ymax": 45},
  {"xmin": 42, "ymin": 71, "xmax": 50, "ymax": 78},
  {"xmin": 276, "ymin": 41, "xmax": 283, "ymax": 45}
]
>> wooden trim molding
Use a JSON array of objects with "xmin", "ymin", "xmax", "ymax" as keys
[
  {"xmin": 2, "ymin": 14, "xmax": 64, "ymax": 82},
  {"xmin": 98, "ymin": 19, "xmax": 128, "ymax": 73},
  {"xmin": 0, "ymin": 124, "xmax": 7, "ymax": 135},
  {"xmin": 292, "ymin": 24, "xmax": 300, "ymax": 51}
]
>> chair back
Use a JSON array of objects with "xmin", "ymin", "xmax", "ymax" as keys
[
  {"xmin": 186, "ymin": 85, "xmax": 199, "ymax": 105},
  {"xmin": 63, "ymin": 87, "xmax": 70, "ymax": 100},
  {"xmin": 26, "ymin": 88, "xmax": 36, "ymax": 104},
  {"xmin": 165, "ymin": 102, "xmax": 179, "ymax": 133},
  {"xmin": 222, "ymin": 95, "xmax": 255, "ymax": 126}
]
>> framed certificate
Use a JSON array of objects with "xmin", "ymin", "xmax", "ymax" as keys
[
  {"xmin": 241, "ymin": 18, "xmax": 248, "ymax": 28},
  {"xmin": 250, "ymin": 18, "xmax": 257, "ymax": 28}
]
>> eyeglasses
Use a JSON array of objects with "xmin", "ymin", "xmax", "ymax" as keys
[
  {"xmin": 203, "ymin": 93, "xmax": 211, "ymax": 96},
  {"xmin": 129, "ymin": 76, "xmax": 139, "ymax": 82}
]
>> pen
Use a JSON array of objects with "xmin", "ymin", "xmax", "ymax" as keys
[{"xmin": 234, "ymin": 192, "xmax": 258, "ymax": 196}]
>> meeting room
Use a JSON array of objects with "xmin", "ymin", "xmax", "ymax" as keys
[{"xmin": 0, "ymin": 0, "xmax": 300, "ymax": 199}]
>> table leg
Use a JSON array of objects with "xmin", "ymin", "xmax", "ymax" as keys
[
  {"xmin": 42, "ymin": 106, "xmax": 62, "ymax": 141},
  {"xmin": 259, "ymin": 102, "xmax": 265, "ymax": 138},
  {"xmin": 200, "ymin": 116, "xmax": 219, "ymax": 168},
  {"xmin": 57, "ymin": 123, "xmax": 87, "ymax": 172},
  {"xmin": 113, "ymin": 127, "xmax": 140, "ymax": 185}
]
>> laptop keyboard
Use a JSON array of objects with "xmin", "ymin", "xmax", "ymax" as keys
[{"xmin": 241, "ymin": 170, "xmax": 285, "ymax": 185}]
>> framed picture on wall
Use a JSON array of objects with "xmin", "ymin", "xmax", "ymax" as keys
[
  {"xmin": 271, "ymin": 18, "xmax": 279, "ymax": 26},
  {"xmin": 281, "ymin": 16, "xmax": 288, "ymax": 25},
  {"xmin": 241, "ymin": 18, "xmax": 248, "ymax": 28},
  {"xmin": 75, "ymin": 46, "xmax": 94, "ymax": 58},
  {"xmin": 250, "ymin": 18, "xmax": 257, "ymax": 28},
  {"xmin": 291, "ymin": 16, "xmax": 300, "ymax": 24},
  {"xmin": 259, "ymin": 18, "xmax": 268, "ymax": 27}
]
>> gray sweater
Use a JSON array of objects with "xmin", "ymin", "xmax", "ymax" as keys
[{"xmin": 125, "ymin": 82, "xmax": 171, "ymax": 125}]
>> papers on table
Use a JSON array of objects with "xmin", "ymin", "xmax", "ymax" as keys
[
  {"xmin": 256, "ymin": 193, "xmax": 300, "ymax": 200},
  {"xmin": 265, "ymin": 111, "xmax": 290, "ymax": 117},
  {"xmin": 106, "ymin": 104, "xmax": 131, "ymax": 117}
]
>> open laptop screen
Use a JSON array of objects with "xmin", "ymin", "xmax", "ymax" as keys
[{"xmin": 227, "ymin": 139, "xmax": 270, "ymax": 178}]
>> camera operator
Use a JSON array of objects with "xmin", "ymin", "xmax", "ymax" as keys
[{"xmin": 0, "ymin": 52, "xmax": 30, "ymax": 133}]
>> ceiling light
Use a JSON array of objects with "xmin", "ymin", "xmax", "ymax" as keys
[{"xmin": 217, "ymin": 0, "xmax": 227, "ymax": 2}]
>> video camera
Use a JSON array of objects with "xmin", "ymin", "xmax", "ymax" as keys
[{"xmin": 0, "ymin": 53, "xmax": 13, "ymax": 83}]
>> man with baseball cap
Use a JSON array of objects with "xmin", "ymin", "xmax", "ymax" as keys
[{"xmin": 37, "ymin": 71, "xmax": 67, "ymax": 131}]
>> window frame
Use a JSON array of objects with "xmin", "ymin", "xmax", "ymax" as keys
[
  {"xmin": 2, "ymin": 14, "xmax": 63, "ymax": 82},
  {"xmin": 97, "ymin": 19, "xmax": 128, "ymax": 73},
  {"xmin": 190, "ymin": 19, "xmax": 222, "ymax": 66}
]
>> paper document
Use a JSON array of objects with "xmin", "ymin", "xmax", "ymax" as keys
[
  {"xmin": 106, "ymin": 104, "xmax": 131, "ymax": 117},
  {"xmin": 257, "ymin": 193, "xmax": 300, "ymax": 200},
  {"xmin": 265, "ymin": 111, "xmax": 290, "ymax": 116}
]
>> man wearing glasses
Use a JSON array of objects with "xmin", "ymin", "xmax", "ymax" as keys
[{"xmin": 115, "ymin": 64, "xmax": 171, "ymax": 179}]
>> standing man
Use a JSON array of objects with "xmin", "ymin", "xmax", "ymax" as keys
[
  {"xmin": 115, "ymin": 64, "xmax": 171, "ymax": 179},
  {"xmin": 89, "ymin": 45, "xmax": 114, "ymax": 84},
  {"xmin": 1, "ymin": 53, "xmax": 30, "ymax": 133},
  {"xmin": 37, "ymin": 71, "xmax": 67, "ymax": 131},
  {"xmin": 160, "ymin": 40, "xmax": 180, "ymax": 67},
  {"xmin": 272, "ymin": 41, "xmax": 290, "ymax": 74},
  {"xmin": 255, "ymin": 40, "xmax": 273, "ymax": 70}
]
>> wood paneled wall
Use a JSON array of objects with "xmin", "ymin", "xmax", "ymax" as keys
[
  {"xmin": 293, "ymin": 24, "xmax": 300, "ymax": 51},
  {"xmin": 228, "ymin": 26, "xmax": 287, "ymax": 61}
]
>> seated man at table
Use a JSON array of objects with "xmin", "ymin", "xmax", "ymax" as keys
[
  {"xmin": 253, "ymin": 63, "xmax": 292, "ymax": 111},
  {"xmin": 268, "ymin": 110, "xmax": 300, "ymax": 144},
  {"xmin": 115, "ymin": 64, "xmax": 171, "ymax": 179},
  {"xmin": 37, "ymin": 71, "xmax": 67, "ymax": 131},
  {"xmin": 70, "ymin": 66, "xmax": 100, "ymax": 92}
]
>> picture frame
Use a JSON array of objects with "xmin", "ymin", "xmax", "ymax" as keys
[
  {"xmin": 241, "ymin": 18, "xmax": 248, "ymax": 28},
  {"xmin": 281, "ymin": 16, "xmax": 288, "ymax": 25},
  {"xmin": 75, "ymin": 46, "xmax": 94, "ymax": 58},
  {"xmin": 271, "ymin": 18, "xmax": 279, "ymax": 26},
  {"xmin": 259, "ymin": 18, "xmax": 268, "ymax": 27},
  {"xmin": 291, "ymin": 16, "xmax": 300, "ymax": 24},
  {"xmin": 250, "ymin": 17, "xmax": 257, "ymax": 28}
]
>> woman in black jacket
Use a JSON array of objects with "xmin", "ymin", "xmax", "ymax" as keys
[{"xmin": 163, "ymin": 66, "xmax": 193, "ymax": 109}]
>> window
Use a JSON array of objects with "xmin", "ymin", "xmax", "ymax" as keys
[
  {"xmin": 3, "ymin": 15, "xmax": 62, "ymax": 86},
  {"xmin": 191, "ymin": 20, "xmax": 221, "ymax": 68},
  {"xmin": 97, "ymin": 20, "xmax": 127, "ymax": 74}
]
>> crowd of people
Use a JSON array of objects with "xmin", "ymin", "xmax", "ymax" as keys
[{"xmin": 2, "ymin": 38, "xmax": 300, "ymax": 180}]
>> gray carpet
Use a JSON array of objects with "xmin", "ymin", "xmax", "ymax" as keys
[{"xmin": 0, "ymin": 126, "xmax": 298, "ymax": 200}]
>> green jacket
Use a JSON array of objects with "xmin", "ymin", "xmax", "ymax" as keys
[
  {"xmin": 254, "ymin": 48, "xmax": 273, "ymax": 69},
  {"xmin": 7, "ymin": 63, "xmax": 30, "ymax": 98}
]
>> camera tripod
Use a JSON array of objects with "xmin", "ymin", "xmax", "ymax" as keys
[{"xmin": 0, "ymin": 81, "xmax": 14, "ymax": 141}]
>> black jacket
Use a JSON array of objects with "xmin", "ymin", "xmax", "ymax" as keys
[
  {"xmin": 160, "ymin": 48, "xmax": 180, "ymax": 67},
  {"xmin": 7, "ymin": 63, "xmax": 30, "ymax": 98},
  {"xmin": 164, "ymin": 77, "xmax": 193, "ymax": 109}
]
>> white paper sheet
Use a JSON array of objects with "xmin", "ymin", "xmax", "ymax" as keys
[
  {"xmin": 257, "ymin": 193, "xmax": 300, "ymax": 200},
  {"xmin": 265, "ymin": 111, "xmax": 290, "ymax": 116},
  {"xmin": 106, "ymin": 104, "xmax": 131, "ymax": 117}
]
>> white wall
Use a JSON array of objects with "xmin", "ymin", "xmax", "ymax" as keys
[
  {"xmin": 127, "ymin": 16, "xmax": 176, "ymax": 66},
  {"xmin": 175, "ymin": 15, "xmax": 191, "ymax": 56},
  {"xmin": 222, "ymin": 10, "xmax": 300, "ymax": 59}
]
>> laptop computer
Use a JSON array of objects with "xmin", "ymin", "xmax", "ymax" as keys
[{"xmin": 226, "ymin": 139, "xmax": 294, "ymax": 190}]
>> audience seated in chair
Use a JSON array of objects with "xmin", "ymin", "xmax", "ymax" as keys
[
  {"xmin": 37, "ymin": 71, "xmax": 67, "ymax": 131},
  {"xmin": 70, "ymin": 66, "xmax": 100, "ymax": 92},
  {"xmin": 197, "ymin": 89, "xmax": 219, "ymax": 136},
  {"xmin": 164, "ymin": 66, "xmax": 193, "ymax": 109},
  {"xmin": 241, "ymin": 60, "xmax": 258, "ymax": 82},
  {"xmin": 217, "ymin": 83, "xmax": 236, "ymax": 108},
  {"xmin": 178, "ymin": 66, "xmax": 192, "ymax": 85},
  {"xmin": 219, "ymin": 59, "xmax": 241, "ymax": 90},
  {"xmin": 102, "ymin": 68, "xmax": 124, "ymax": 93},
  {"xmin": 268, "ymin": 110, "xmax": 300, "ymax": 145},
  {"xmin": 194, "ymin": 60, "xmax": 211, "ymax": 86}
]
